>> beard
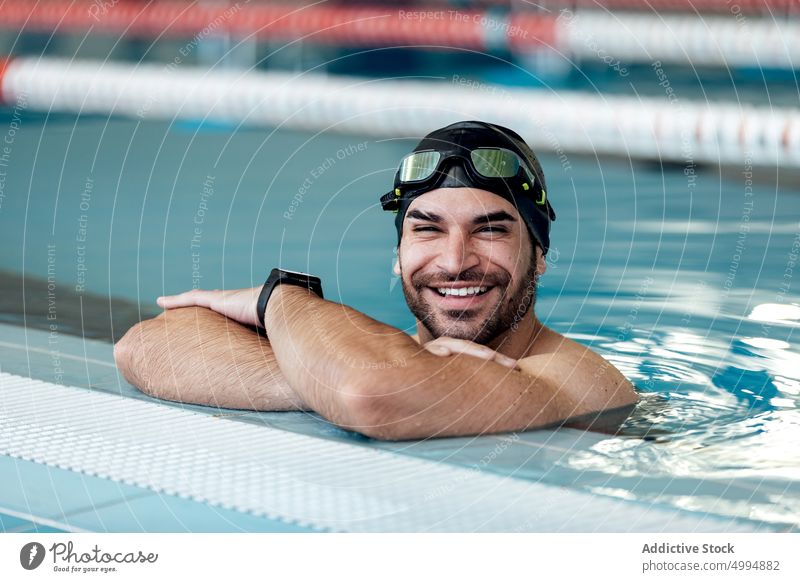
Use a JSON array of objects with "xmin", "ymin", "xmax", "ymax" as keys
[{"xmin": 401, "ymin": 255, "xmax": 540, "ymax": 345}]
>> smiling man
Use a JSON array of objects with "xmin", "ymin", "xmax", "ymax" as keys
[{"xmin": 114, "ymin": 120, "xmax": 638, "ymax": 440}]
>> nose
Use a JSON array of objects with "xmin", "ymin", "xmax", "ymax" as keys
[{"xmin": 435, "ymin": 228, "xmax": 480, "ymax": 275}]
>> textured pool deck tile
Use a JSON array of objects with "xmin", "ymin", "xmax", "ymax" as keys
[
  {"xmin": 0, "ymin": 511, "xmax": 36, "ymax": 532},
  {"xmin": 60, "ymin": 494, "xmax": 314, "ymax": 533},
  {"xmin": 0, "ymin": 511, "xmax": 70, "ymax": 533},
  {"xmin": 0, "ymin": 455, "xmax": 311, "ymax": 533},
  {"xmin": 0, "ymin": 454, "xmax": 153, "ymax": 529},
  {"xmin": 14, "ymin": 524, "xmax": 70, "ymax": 533}
]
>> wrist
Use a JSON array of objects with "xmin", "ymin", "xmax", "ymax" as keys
[
  {"xmin": 263, "ymin": 284, "xmax": 314, "ymax": 331},
  {"xmin": 256, "ymin": 268, "xmax": 324, "ymax": 329}
]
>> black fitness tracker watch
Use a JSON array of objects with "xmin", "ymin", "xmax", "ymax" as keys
[{"xmin": 256, "ymin": 268, "xmax": 324, "ymax": 328}]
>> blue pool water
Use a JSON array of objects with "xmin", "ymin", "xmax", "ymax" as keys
[{"xmin": 0, "ymin": 109, "xmax": 798, "ymax": 527}]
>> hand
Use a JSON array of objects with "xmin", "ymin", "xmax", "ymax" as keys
[
  {"xmin": 156, "ymin": 287, "xmax": 262, "ymax": 327},
  {"xmin": 423, "ymin": 337, "xmax": 520, "ymax": 369}
]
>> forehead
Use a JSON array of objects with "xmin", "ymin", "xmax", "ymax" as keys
[{"xmin": 405, "ymin": 187, "xmax": 521, "ymax": 222}]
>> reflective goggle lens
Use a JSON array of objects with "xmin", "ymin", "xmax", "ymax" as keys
[
  {"xmin": 470, "ymin": 148, "xmax": 521, "ymax": 178},
  {"xmin": 397, "ymin": 148, "xmax": 534, "ymax": 185},
  {"xmin": 398, "ymin": 151, "xmax": 441, "ymax": 182}
]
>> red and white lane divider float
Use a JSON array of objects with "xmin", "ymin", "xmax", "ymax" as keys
[
  {"xmin": 1, "ymin": 0, "xmax": 798, "ymax": 68},
  {"xmin": 539, "ymin": 0, "xmax": 799, "ymax": 14},
  {"xmin": 1, "ymin": 56, "xmax": 797, "ymax": 167},
  {"xmin": 543, "ymin": 9, "xmax": 800, "ymax": 68}
]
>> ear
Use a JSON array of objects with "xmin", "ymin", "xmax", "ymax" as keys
[
  {"xmin": 393, "ymin": 256, "xmax": 401, "ymax": 276},
  {"xmin": 535, "ymin": 246, "xmax": 546, "ymax": 277}
]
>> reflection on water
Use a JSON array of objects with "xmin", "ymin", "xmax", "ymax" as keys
[
  {"xmin": 613, "ymin": 324, "xmax": 799, "ymax": 435},
  {"xmin": 748, "ymin": 303, "xmax": 800, "ymax": 325},
  {"xmin": 562, "ymin": 306, "xmax": 800, "ymax": 526}
]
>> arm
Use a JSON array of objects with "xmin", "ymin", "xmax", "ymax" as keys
[
  {"xmin": 264, "ymin": 286, "xmax": 637, "ymax": 440},
  {"xmin": 114, "ymin": 306, "xmax": 309, "ymax": 411}
]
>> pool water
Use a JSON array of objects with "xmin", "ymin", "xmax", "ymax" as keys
[{"xmin": 0, "ymin": 109, "xmax": 798, "ymax": 528}]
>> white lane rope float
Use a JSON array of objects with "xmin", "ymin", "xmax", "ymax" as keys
[{"xmin": 1, "ymin": 56, "xmax": 797, "ymax": 168}]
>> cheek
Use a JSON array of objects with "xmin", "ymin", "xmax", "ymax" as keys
[
  {"xmin": 477, "ymin": 242, "xmax": 520, "ymax": 272},
  {"xmin": 398, "ymin": 242, "xmax": 435, "ymax": 276},
  {"xmin": 491, "ymin": 247, "xmax": 532, "ymax": 289}
]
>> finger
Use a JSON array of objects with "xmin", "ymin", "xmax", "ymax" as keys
[
  {"xmin": 157, "ymin": 294, "xmax": 193, "ymax": 309},
  {"xmin": 424, "ymin": 344, "xmax": 452, "ymax": 357},
  {"xmin": 439, "ymin": 339, "xmax": 515, "ymax": 366},
  {"xmin": 493, "ymin": 353, "xmax": 520, "ymax": 369},
  {"xmin": 454, "ymin": 342, "xmax": 498, "ymax": 361},
  {"xmin": 157, "ymin": 290, "xmax": 211, "ymax": 310},
  {"xmin": 429, "ymin": 338, "xmax": 492, "ymax": 361}
]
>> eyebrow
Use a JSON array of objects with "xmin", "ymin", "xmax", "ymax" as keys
[
  {"xmin": 406, "ymin": 209, "xmax": 442, "ymax": 223},
  {"xmin": 406, "ymin": 209, "xmax": 517, "ymax": 225},
  {"xmin": 473, "ymin": 211, "xmax": 517, "ymax": 225}
]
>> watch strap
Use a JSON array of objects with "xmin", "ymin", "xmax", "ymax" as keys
[{"xmin": 256, "ymin": 268, "xmax": 324, "ymax": 328}]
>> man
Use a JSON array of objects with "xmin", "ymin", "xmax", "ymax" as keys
[{"xmin": 114, "ymin": 120, "xmax": 638, "ymax": 440}]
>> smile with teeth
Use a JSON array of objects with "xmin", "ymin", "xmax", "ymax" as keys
[{"xmin": 434, "ymin": 286, "xmax": 491, "ymax": 297}]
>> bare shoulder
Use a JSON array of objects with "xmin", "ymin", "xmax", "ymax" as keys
[{"xmin": 517, "ymin": 326, "xmax": 639, "ymax": 412}]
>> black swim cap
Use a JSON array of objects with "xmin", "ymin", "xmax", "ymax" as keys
[{"xmin": 380, "ymin": 120, "xmax": 556, "ymax": 254}]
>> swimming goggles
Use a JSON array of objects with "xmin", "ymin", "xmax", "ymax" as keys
[{"xmin": 380, "ymin": 147, "xmax": 545, "ymax": 211}]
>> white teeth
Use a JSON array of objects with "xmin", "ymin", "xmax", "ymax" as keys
[{"xmin": 435, "ymin": 286, "xmax": 488, "ymax": 297}]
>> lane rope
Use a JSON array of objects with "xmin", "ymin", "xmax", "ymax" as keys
[{"xmin": 1, "ymin": 56, "xmax": 796, "ymax": 167}]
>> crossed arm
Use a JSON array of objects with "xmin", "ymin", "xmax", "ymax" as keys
[
  {"xmin": 115, "ymin": 285, "xmax": 638, "ymax": 440},
  {"xmin": 113, "ymin": 302, "xmax": 308, "ymax": 411}
]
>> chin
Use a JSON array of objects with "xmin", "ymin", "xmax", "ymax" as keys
[{"xmin": 427, "ymin": 316, "xmax": 493, "ymax": 343}]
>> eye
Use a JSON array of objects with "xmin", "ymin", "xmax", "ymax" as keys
[
  {"xmin": 413, "ymin": 226, "xmax": 441, "ymax": 233},
  {"xmin": 477, "ymin": 225, "xmax": 508, "ymax": 234}
]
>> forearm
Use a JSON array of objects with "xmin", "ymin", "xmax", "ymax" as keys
[
  {"xmin": 263, "ymin": 287, "xmax": 629, "ymax": 440},
  {"xmin": 263, "ymin": 286, "xmax": 417, "ymax": 426},
  {"xmin": 114, "ymin": 306, "xmax": 308, "ymax": 411},
  {"xmin": 262, "ymin": 287, "xmax": 556, "ymax": 437}
]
